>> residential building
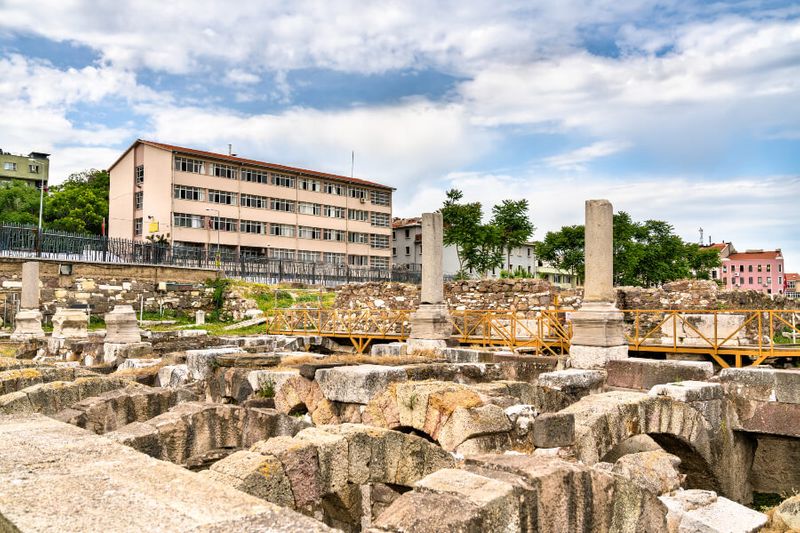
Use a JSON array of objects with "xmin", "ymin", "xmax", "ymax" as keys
[
  {"xmin": 785, "ymin": 273, "xmax": 799, "ymax": 300},
  {"xmin": 700, "ymin": 241, "xmax": 736, "ymax": 282},
  {"xmin": 720, "ymin": 249, "xmax": 785, "ymax": 296},
  {"xmin": 108, "ymin": 140, "xmax": 393, "ymax": 268},
  {"xmin": 0, "ymin": 149, "xmax": 49, "ymax": 188},
  {"xmin": 391, "ymin": 217, "xmax": 577, "ymax": 287}
]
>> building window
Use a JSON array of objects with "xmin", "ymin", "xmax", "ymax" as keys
[
  {"xmin": 349, "ymin": 187, "xmax": 366, "ymax": 199},
  {"xmin": 135, "ymin": 165, "xmax": 144, "ymax": 184},
  {"xmin": 779, "ymin": 276, "xmax": 782, "ymax": 285},
  {"xmin": 748, "ymin": 277, "xmax": 753, "ymax": 284},
  {"xmin": 748, "ymin": 265, "xmax": 753, "ymax": 272},
  {"xmin": 370, "ymin": 234, "xmax": 390, "ymax": 249},
  {"xmin": 213, "ymin": 163, "xmax": 237, "ymax": 179},
  {"xmin": 3, "ymin": 162, "xmax": 16, "ymax": 171},
  {"xmin": 324, "ymin": 252, "xmax": 345, "ymax": 264},
  {"xmin": 348, "ymin": 209, "xmax": 369, "ymax": 221},
  {"xmin": 175, "ymin": 157, "xmax": 204, "ymax": 173},
  {"xmin": 270, "ymin": 198, "xmax": 295, "ymax": 212},
  {"xmin": 297, "ymin": 202, "xmax": 321, "ymax": 216},
  {"xmin": 758, "ymin": 277, "xmax": 762, "ymax": 284},
  {"xmin": 404, "ymin": 229, "xmax": 410, "ymax": 238},
  {"xmin": 758, "ymin": 264, "xmax": 762, "ymax": 272},
  {"xmin": 240, "ymin": 246, "xmax": 265, "ymax": 259},
  {"xmin": 348, "ymin": 232, "xmax": 368, "ymax": 244},
  {"xmin": 370, "ymin": 190, "xmax": 390, "ymax": 206},
  {"xmin": 739, "ymin": 265, "xmax": 744, "ymax": 272},
  {"xmin": 711, "ymin": 270, "xmax": 717, "ymax": 279},
  {"xmin": 323, "ymin": 229, "xmax": 345, "ymax": 241},
  {"xmin": 270, "ymin": 248, "xmax": 295, "ymax": 260},
  {"xmin": 722, "ymin": 265, "xmax": 727, "ymax": 273},
  {"xmin": 405, "ymin": 246, "xmax": 410, "ymax": 255},
  {"xmin": 298, "ymin": 226, "xmax": 322, "ymax": 239},
  {"xmin": 208, "ymin": 189, "xmax": 237, "ymax": 205},
  {"xmin": 324, "ymin": 182, "xmax": 344, "ymax": 195},
  {"xmin": 767, "ymin": 264, "xmax": 772, "ymax": 272},
  {"xmin": 134, "ymin": 191, "xmax": 143, "ymax": 210},
  {"xmin": 298, "ymin": 178, "xmax": 320, "ymax": 192},
  {"xmin": 392, "ymin": 247, "xmax": 396, "ymax": 256},
  {"xmin": 348, "ymin": 255, "xmax": 369, "ymax": 266},
  {"xmin": 240, "ymin": 220, "xmax": 265, "ymax": 234},
  {"xmin": 173, "ymin": 213, "xmax": 204, "ymax": 228},
  {"xmin": 271, "ymin": 173, "xmax": 295, "ymax": 188},
  {"xmin": 723, "ymin": 277, "xmax": 727, "ymax": 285},
  {"xmin": 174, "ymin": 185, "xmax": 205, "ymax": 201},
  {"xmin": 29, "ymin": 164, "xmax": 39, "ymax": 173},
  {"xmin": 210, "ymin": 216, "xmax": 237, "ymax": 232},
  {"xmin": 370, "ymin": 212, "xmax": 390, "ymax": 227},
  {"xmin": 370, "ymin": 256, "xmax": 389, "ymax": 269},
  {"xmin": 134, "ymin": 217, "xmax": 142, "ymax": 235},
  {"xmin": 767, "ymin": 277, "xmax": 772, "ymax": 284},
  {"xmin": 240, "ymin": 193, "xmax": 267, "ymax": 209},
  {"xmin": 270, "ymin": 224, "xmax": 296, "ymax": 237},
  {"xmin": 322, "ymin": 205, "xmax": 345, "ymax": 218},
  {"xmin": 242, "ymin": 169, "xmax": 268, "ymax": 183},
  {"xmin": 779, "ymin": 264, "xmax": 782, "ymax": 273},
  {"xmin": 297, "ymin": 250, "xmax": 320, "ymax": 262}
]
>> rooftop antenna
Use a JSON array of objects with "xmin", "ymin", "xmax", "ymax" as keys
[
  {"xmin": 351, "ymin": 150, "xmax": 354, "ymax": 179},
  {"xmin": 698, "ymin": 227, "xmax": 704, "ymax": 245},
  {"xmin": 228, "ymin": 144, "xmax": 233, "ymax": 156}
]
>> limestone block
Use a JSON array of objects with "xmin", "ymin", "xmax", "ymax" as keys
[
  {"xmin": 117, "ymin": 358, "xmax": 162, "ymax": 371},
  {"xmin": 720, "ymin": 367, "xmax": 800, "ymax": 404},
  {"xmin": 532, "ymin": 412, "xmax": 575, "ymax": 448},
  {"xmin": 537, "ymin": 368, "xmax": 605, "ymax": 393},
  {"xmin": 648, "ymin": 381, "xmax": 723, "ymax": 403},
  {"xmin": 294, "ymin": 427, "xmax": 349, "ymax": 495},
  {"xmin": 408, "ymin": 303, "xmax": 452, "ymax": 341},
  {"xmin": 315, "ymin": 365, "xmax": 407, "ymax": 404},
  {"xmin": 186, "ymin": 347, "xmax": 245, "ymax": 381},
  {"xmin": 406, "ymin": 338, "xmax": 448, "ymax": 355},
  {"xmin": 20, "ymin": 261, "xmax": 40, "ymax": 308},
  {"xmin": 413, "ymin": 468, "xmax": 520, "ymax": 532},
  {"xmin": 662, "ymin": 313, "xmax": 746, "ymax": 347},
  {"xmin": 607, "ymin": 358, "xmax": 714, "ymax": 391},
  {"xmin": 773, "ymin": 494, "xmax": 800, "ymax": 531},
  {"xmin": 659, "ymin": 489, "xmax": 767, "ymax": 533},
  {"xmin": 437, "ymin": 404, "xmax": 512, "ymax": 451},
  {"xmin": 251, "ymin": 436, "xmax": 321, "ymax": 508},
  {"xmin": 612, "ymin": 451, "xmax": 684, "ymax": 495},
  {"xmin": 569, "ymin": 344, "xmax": 628, "ymax": 370},
  {"xmin": 51, "ymin": 308, "xmax": 88, "ymax": 339},
  {"xmin": 104, "ymin": 305, "xmax": 141, "ymax": 343},
  {"xmin": 11, "ymin": 309, "xmax": 45, "ymax": 341},
  {"xmin": 205, "ymin": 450, "xmax": 295, "ymax": 508},
  {"xmin": 443, "ymin": 347, "xmax": 492, "ymax": 363},
  {"xmin": 247, "ymin": 370, "xmax": 296, "ymax": 397},
  {"xmin": 370, "ymin": 342, "xmax": 408, "ymax": 357}
]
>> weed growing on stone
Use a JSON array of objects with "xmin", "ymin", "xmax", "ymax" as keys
[{"xmin": 257, "ymin": 379, "xmax": 275, "ymax": 399}]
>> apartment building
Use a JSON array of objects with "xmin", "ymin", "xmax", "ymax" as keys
[
  {"xmin": 720, "ymin": 249, "xmax": 785, "ymax": 295},
  {"xmin": 108, "ymin": 140, "xmax": 393, "ymax": 268},
  {"xmin": 785, "ymin": 273, "xmax": 799, "ymax": 299},
  {"xmin": 391, "ymin": 217, "xmax": 577, "ymax": 287},
  {"xmin": 701, "ymin": 241, "xmax": 735, "ymax": 282},
  {"xmin": 0, "ymin": 149, "xmax": 49, "ymax": 187}
]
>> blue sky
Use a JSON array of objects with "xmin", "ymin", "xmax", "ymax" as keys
[{"xmin": 1, "ymin": 0, "xmax": 798, "ymax": 269}]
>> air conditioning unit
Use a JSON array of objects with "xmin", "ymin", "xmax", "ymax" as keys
[{"xmin": 359, "ymin": 197, "xmax": 366, "ymax": 204}]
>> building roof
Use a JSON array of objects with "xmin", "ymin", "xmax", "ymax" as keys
[
  {"xmin": 392, "ymin": 217, "xmax": 422, "ymax": 229},
  {"xmin": 785, "ymin": 273, "xmax": 800, "ymax": 281},
  {"xmin": 109, "ymin": 139, "xmax": 394, "ymax": 191},
  {"xmin": 726, "ymin": 250, "xmax": 783, "ymax": 261},
  {"xmin": 701, "ymin": 242, "xmax": 728, "ymax": 251}
]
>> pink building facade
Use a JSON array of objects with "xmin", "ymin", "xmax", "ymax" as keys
[{"xmin": 720, "ymin": 250, "xmax": 785, "ymax": 296}]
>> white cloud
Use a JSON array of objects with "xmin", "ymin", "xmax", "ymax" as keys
[
  {"xmin": 543, "ymin": 140, "xmax": 631, "ymax": 171},
  {"xmin": 224, "ymin": 68, "xmax": 260, "ymax": 85}
]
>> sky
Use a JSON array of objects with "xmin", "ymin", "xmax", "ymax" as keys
[{"xmin": 1, "ymin": 1, "xmax": 799, "ymax": 269}]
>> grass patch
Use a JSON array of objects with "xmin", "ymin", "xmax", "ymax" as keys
[{"xmin": 752, "ymin": 492, "xmax": 784, "ymax": 513}]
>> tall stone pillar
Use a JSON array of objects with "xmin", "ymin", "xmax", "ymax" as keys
[
  {"xmin": 408, "ymin": 212, "xmax": 452, "ymax": 354},
  {"xmin": 11, "ymin": 261, "xmax": 45, "ymax": 341},
  {"xmin": 569, "ymin": 200, "xmax": 628, "ymax": 369}
]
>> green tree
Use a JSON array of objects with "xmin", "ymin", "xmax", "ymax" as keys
[
  {"xmin": 491, "ymin": 199, "xmax": 535, "ymax": 268},
  {"xmin": 440, "ymin": 189, "xmax": 505, "ymax": 277},
  {"xmin": 0, "ymin": 181, "xmax": 40, "ymax": 224},
  {"xmin": 44, "ymin": 169, "xmax": 109, "ymax": 234},
  {"xmin": 534, "ymin": 225, "xmax": 585, "ymax": 281},
  {"xmin": 535, "ymin": 212, "xmax": 721, "ymax": 287}
]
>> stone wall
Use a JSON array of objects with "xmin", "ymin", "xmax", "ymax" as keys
[{"xmin": 0, "ymin": 257, "xmax": 217, "ymax": 319}]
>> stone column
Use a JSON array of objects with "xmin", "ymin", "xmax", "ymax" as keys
[
  {"xmin": 11, "ymin": 261, "xmax": 45, "ymax": 341},
  {"xmin": 569, "ymin": 199, "xmax": 628, "ymax": 369},
  {"xmin": 103, "ymin": 305, "xmax": 151, "ymax": 366},
  {"xmin": 408, "ymin": 212, "xmax": 452, "ymax": 354}
]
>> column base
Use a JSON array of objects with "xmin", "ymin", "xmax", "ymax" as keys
[
  {"xmin": 406, "ymin": 338, "xmax": 448, "ymax": 356},
  {"xmin": 409, "ymin": 304, "xmax": 453, "ymax": 341},
  {"xmin": 570, "ymin": 301, "xmax": 626, "ymax": 346},
  {"xmin": 569, "ymin": 344, "xmax": 628, "ymax": 370},
  {"xmin": 11, "ymin": 309, "xmax": 45, "ymax": 341}
]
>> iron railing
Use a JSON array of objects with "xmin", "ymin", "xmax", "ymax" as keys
[{"xmin": 0, "ymin": 223, "xmax": 420, "ymax": 286}]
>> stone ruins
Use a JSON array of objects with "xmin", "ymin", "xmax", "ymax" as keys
[{"xmin": 0, "ymin": 200, "xmax": 798, "ymax": 532}]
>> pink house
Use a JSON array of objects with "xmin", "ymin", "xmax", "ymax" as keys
[{"xmin": 720, "ymin": 249, "xmax": 785, "ymax": 296}]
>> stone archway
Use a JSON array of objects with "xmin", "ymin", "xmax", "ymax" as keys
[{"xmin": 561, "ymin": 390, "xmax": 754, "ymax": 503}]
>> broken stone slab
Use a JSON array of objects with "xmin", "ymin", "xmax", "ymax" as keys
[
  {"xmin": 104, "ymin": 305, "xmax": 141, "ymax": 344},
  {"xmin": 10, "ymin": 309, "xmax": 45, "ymax": 341},
  {"xmin": 0, "ymin": 414, "xmax": 333, "ymax": 532},
  {"xmin": 648, "ymin": 381, "xmax": 723, "ymax": 402},
  {"xmin": 370, "ymin": 342, "xmax": 408, "ymax": 357},
  {"xmin": 436, "ymin": 403, "xmax": 513, "ymax": 451},
  {"xmin": 117, "ymin": 358, "xmax": 162, "ymax": 371},
  {"xmin": 612, "ymin": 451, "xmax": 684, "ymax": 495},
  {"xmin": 298, "ymin": 361, "xmax": 347, "ymax": 380},
  {"xmin": 772, "ymin": 493, "xmax": 800, "ymax": 531},
  {"xmin": 103, "ymin": 341, "xmax": 153, "ymax": 366},
  {"xmin": 315, "ymin": 364, "xmax": 407, "ymax": 404},
  {"xmin": 216, "ymin": 353, "xmax": 281, "ymax": 368},
  {"xmin": 607, "ymin": 358, "xmax": 714, "ymax": 391},
  {"xmin": 247, "ymin": 370, "xmax": 296, "ymax": 398},
  {"xmin": 660, "ymin": 489, "xmax": 767, "ymax": 533},
  {"xmin": 51, "ymin": 308, "xmax": 89, "ymax": 339},
  {"xmin": 719, "ymin": 367, "xmax": 800, "ymax": 404},
  {"xmin": 0, "ymin": 377, "xmax": 135, "ymax": 416},
  {"xmin": 186, "ymin": 346, "xmax": 245, "ymax": 380},
  {"xmin": 222, "ymin": 316, "xmax": 267, "ymax": 331},
  {"xmin": 442, "ymin": 347, "xmax": 494, "ymax": 363},
  {"xmin": 532, "ymin": 412, "xmax": 575, "ymax": 448},
  {"xmin": 156, "ymin": 364, "xmax": 190, "ymax": 388},
  {"xmin": 0, "ymin": 367, "xmax": 96, "ymax": 395},
  {"xmin": 537, "ymin": 368, "xmax": 605, "ymax": 393}
]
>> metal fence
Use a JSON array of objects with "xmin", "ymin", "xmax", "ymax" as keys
[{"xmin": 0, "ymin": 223, "xmax": 421, "ymax": 286}]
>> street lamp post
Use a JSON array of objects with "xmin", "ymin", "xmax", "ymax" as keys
[{"xmin": 205, "ymin": 208, "xmax": 221, "ymax": 268}]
